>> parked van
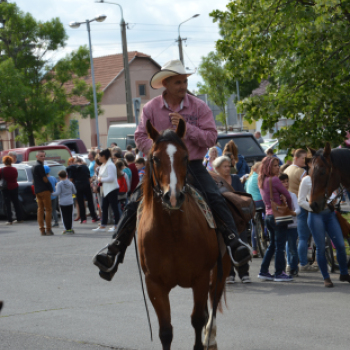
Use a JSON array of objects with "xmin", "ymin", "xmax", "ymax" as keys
[
  {"xmin": 0, "ymin": 145, "xmax": 72, "ymax": 166},
  {"xmin": 107, "ymin": 123, "xmax": 137, "ymax": 150}
]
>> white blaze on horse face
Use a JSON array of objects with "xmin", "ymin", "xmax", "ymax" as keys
[{"xmin": 166, "ymin": 144, "xmax": 178, "ymax": 207}]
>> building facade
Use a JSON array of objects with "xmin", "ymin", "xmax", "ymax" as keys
[{"xmin": 65, "ymin": 51, "xmax": 164, "ymax": 149}]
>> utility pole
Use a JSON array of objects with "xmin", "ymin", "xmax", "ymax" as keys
[
  {"xmin": 177, "ymin": 36, "xmax": 185, "ymax": 66},
  {"xmin": 177, "ymin": 14, "xmax": 200, "ymax": 67},
  {"xmin": 120, "ymin": 18, "xmax": 133, "ymax": 123},
  {"xmin": 96, "ymin": 1, "xmax": 134, "ymax": 123}
]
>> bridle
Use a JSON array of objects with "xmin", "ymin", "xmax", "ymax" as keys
[
  {"xmin": 149, "ymin": 155, "xmax": 164, "ymax": 198},
  {"xmin": 148, "ymin": 148, "xmax": 189, "ymax": 201},
  {"xmin": 312, "ymin": 153, "xmax": 347, "ymax": 206}
]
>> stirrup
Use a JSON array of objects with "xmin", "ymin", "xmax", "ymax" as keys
[
  {"xmin": 227, "ymin": 239, "xmax": 253, "ymax": 267},
  {"xmin": 92, "ymin": 244, "xmax": 122, "ymax": 273}
]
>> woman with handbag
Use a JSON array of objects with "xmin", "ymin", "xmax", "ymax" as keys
[
  {"xmin": 0, "ymin": 156, "xmax": 23, "ymax": 225},
  {"xmin": 258, "ymin": 156, "xmax": 293, "ymax": 282},
  {"xmin": 298, "ymin": 159, "xmax": 350, "ymax": 288}
]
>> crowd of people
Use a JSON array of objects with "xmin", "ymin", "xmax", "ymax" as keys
[
  {"xmin": 1, "ymin": 131, "xmax": 350, "ymax": 288},
  {"xmin": 204, "ymin": 138, "xmax": 350, "ymax": 288}
]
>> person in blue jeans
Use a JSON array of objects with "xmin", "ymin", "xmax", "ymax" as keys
[
  {"xmin": 279, "ymin": 173, "xmax": 300, "ymax": 276},
  {"xmin": 44, "ymin": 165, "xmax": 59, "ymax": 227},
  {"xmin": 245, "ymin": 161, "xmax": 263, "ymax": 257},
  {"xmin": 299, "ymin": 173, "xmax": 350, "ymax": 287},
  {"xmin": 257, "ymin": 156, "xmax": 293, "ymax": 282}
]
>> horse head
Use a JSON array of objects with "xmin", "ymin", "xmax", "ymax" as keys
[
  {"xmin": 146, "ymin": 119, "xmax": 188, "ymax": 210},
  {"xmin": 309, "ymin": 142, "xmax": 340, "ymax": 213}
]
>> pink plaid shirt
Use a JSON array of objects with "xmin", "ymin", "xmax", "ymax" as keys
[{"xmin": 135, "ymin": 92, "xmax": 217, "ymax": 160}]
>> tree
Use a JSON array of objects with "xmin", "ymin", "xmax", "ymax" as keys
[
  {"xmin": 197, "ymin": 52, "xmax": 231, "ymax": 132},
  {"xmin": 197, "ymin": 51, "xmax": 259, "ymax": 132},
  {"xmin": 211, "ymin": 0, "xmax": 350, "ymax": 149},
  {"xmin": 0, "ymin": 2, "xmax": 102, "ymax": 145}
]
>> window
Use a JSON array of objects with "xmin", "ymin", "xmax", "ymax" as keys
[
  {"xmin": 139, "ymin": 84, "xmax": 146, "ymax": 97},
  {"xmin": 70, "ymin": 120, "xmax": 80, "ymax": 138},
  {"xmin": 17, "ymin": 169, "xmax": 28, "ymax": 182},
  {"xmin": 217, "ymin": 136, "xmax": 264, "ymax": 158}
]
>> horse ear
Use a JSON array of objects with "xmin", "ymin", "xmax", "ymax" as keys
[
  {"xmin": 307, "ymin": 147, "xmax": 316, "ymax": 158},
  {"xmin": 175, "ymin": 119, "xmax": 186, "ymax": 139},
  {"xmin": 146, "ymin": 119, "xmax": 160, "ymax": 142},
  {"xmin": 323, "ymin": 142, "xmax": 331, "ymax": 158}
]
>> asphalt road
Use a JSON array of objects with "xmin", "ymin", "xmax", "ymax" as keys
[{"xmin": 1, "ymin": 217, "xmax": 350, "ymax": 350}]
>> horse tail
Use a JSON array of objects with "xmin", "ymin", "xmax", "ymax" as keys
[{"xmin": 209, "ymin": 253, "xmax": 231, "ymax": 313}]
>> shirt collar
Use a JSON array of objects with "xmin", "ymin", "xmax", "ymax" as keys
[{"xmin": 162, "ymin": 91, "xmax": 188, "ymax": 111}]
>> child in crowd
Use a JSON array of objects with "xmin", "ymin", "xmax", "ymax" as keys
[
  {"xmin": 279, "ymin": 173, "xmax": 300, "ymax": 276},
  {"xmin": 44, "ymin": 165, "xmax": 59, "ymax": 228},
  {"xmin": 51, "ymin": 170, "xmax": 77, "ymax": 234},
  {"xmin": 116, "ymin": 159, "xmax": 130, "ymax": 214},
  {"xmin": 135, "ymin": 158, "xmax": 146, "ymax": 182}
]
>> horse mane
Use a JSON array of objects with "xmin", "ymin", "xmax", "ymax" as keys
[
  {"xmin": 314, "ymin": 147, "xmax": 350, "ymax": 173},
  {"xmin": 330, "ymin": 148, "xmax": 350, "ymax": 174},
  {"xmin": 142, "ymin": 129, "xmax": 188, "ymax": 208}
]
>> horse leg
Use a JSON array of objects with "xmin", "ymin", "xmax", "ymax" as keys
[
  {"xmin": 191, "ymin": 276, "xmax": 210, "ymax": 350},
  {"xmin": 146, "ymin": 276, "xmax": 173, "ymax": 350},
  {"xmin": 204, "ymin": 253, "xmax": 232, "ymax": 350}
]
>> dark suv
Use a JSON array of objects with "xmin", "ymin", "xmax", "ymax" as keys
[
  {"xmin": 0, "ymin": 161, "xmax": 66, "ymax": 218},
  {"xmin": 216, "ymin": 132, "xmax": 266, "ymax": 167}
]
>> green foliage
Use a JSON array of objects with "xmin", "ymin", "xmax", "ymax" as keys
[
  {"xmin": 197, "ymin": 51, "xmax": 259, "ymax": 132},
  {"xmin": 0, "ymin": 2, "xmax": 103, "ymax": 145},
  {"xmin": 211, "ymin": 0, "xmax": 350, "ymax": 149},
  {"xmin": 197, "ymin": 52, "xmax": 231, "ymax": 131}
]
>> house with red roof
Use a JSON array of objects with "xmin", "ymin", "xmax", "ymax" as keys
[{"xmin": 65, "ymin": 51, "xmax": 163, "ymax": 149}]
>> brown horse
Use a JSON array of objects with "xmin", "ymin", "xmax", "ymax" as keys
[
  {"xmin": 137, "ymin": 119, "xmax": 231, "ymax": 350},
  {"xmin": 309, "ymin": 142, "xmax": 350, "ymax": 213}
]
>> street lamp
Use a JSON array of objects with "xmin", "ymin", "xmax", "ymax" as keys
[
  {"xmin": 96, "ymin": 0, "xmax": 134, "ymax": 124},
  {"xmin": 69, "ymin": 14, "xmax": 107, "ymax": 149},
  {"xmin": 177, "ymin": 14, "xmax": 200, "ymax": 67}
]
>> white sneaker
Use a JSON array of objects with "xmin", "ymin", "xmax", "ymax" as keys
[
  {"xmin": 226, "ymin": 276, "xmax": 235, "ymax": 284},
  {"xmin": 241, "ymin": 275, "xmax": 252, "ymax": 284},
  {"xmin": 108, "ymin": 226, "xmax": 117, "ymax": 232},
  {"xmin": 92, "ymin": 227, "xmax": 106, "ymax": 232},
  {"xmin": 299, "ymin": 263, "xmax": 319, "ymax": 272}
]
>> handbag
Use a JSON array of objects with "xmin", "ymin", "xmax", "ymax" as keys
[
  {"xmin": 335, "ymin": 210, "xmax": 350, "ymax": 238},
  {"xmin": 210, "ymin": 171, "xmax": 256, "ymax": 233},
  {"xmin": 0, "ymin": 168, "xmax": 7, "ymax": 190},
  {"xmin": 269, "ymin": 177, "xmax": 293, "ymax": 226}
]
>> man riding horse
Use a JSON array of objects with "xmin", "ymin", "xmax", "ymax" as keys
[{"xmin": 93, "ymin": 60, "xmax": 252, "ymax": 281}]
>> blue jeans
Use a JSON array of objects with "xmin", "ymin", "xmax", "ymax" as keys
[
  {"xmin": 308, "ymin": 209, "xmax": 348, "ymax": 279},
  {"xmin": 286, "ymin": 227, "xmax": 298, "ymax": 272},
  {"xmin": 297, "ymin": 207, "xmax": 311, "ymax": 266},
  {"xmin": 251, "ymin": 200, "xmax": 265, "ymax": 250},
  {"xmin": 260, "ymin": 215, "xmax": 288, "ymax": 276}
]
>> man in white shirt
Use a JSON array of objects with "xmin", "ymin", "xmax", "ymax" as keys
[{"xmin": 284, "ymin": 150, "xmax": 318, "ymax": 272}]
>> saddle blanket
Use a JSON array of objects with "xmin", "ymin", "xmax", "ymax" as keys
[{"xmin": 136, "ymin": 185, "xmax": 216, "ymax": 229}]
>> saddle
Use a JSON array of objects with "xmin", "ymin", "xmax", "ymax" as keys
[{"xmin": 209, "ymin": 172, "xmax": 256, "ymax": 234}]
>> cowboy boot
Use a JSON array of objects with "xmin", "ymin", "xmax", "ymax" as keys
[
  {"xmin": 218, "ymin": 223, "xmax": 252, "ymax": 267},
  {"xmin": 92, "ymin": 186, "xmax": 141, "ymax": 281}
]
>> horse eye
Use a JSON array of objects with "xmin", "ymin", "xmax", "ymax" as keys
[{"xmin": 153, "ymin": 157, "xmax": 160, "ymax": 164}]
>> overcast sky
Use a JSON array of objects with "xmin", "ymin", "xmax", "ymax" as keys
[{"xmin": 12, "ymin": 0, "xmax": 230, "ymax": 91}]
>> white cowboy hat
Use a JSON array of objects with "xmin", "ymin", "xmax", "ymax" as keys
[{"xmin": 150, "ymin": 59, "xmax": 195, "ymax": 89}]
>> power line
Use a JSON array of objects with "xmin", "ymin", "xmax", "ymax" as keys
[{"xmin": 153, "ymin": 42, "xmax": 176, "ymax": 59}]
